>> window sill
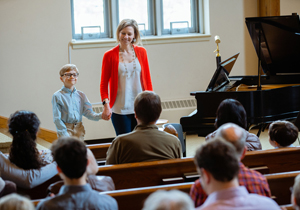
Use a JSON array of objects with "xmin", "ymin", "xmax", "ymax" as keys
[{"xmin": 69, "ymin": 34, "xmax": 211, "ymax": 49}]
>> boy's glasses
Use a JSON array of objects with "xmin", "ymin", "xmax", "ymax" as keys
[{"xmin": 62, "ymin": 73, "xmax": 79, "ymax": 78}]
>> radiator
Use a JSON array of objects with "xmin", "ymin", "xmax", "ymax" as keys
[{"xmin": 82, "ymin": 98, "xmax": 197, "ymax": 140}]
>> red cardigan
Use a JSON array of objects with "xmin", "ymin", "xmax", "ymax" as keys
[{"xmin": 100, "ymin": 45, "xmax": 153, "ymax": 108}]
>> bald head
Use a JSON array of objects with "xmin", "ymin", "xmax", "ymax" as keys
[{"xmin": 216, "ymin": 123, "xmax": 247, "ymax": 157}]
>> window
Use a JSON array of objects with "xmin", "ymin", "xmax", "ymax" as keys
[
  {"xmin": 71, "ymin": 0, "xmax": 207, "ymax": 41},
  {"xmin": 161, "ymin": 0, "xmax": 197, "ymax": 35}
]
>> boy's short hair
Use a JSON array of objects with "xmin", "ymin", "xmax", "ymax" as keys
[
  {"xmin": 51, "ymin": 137, "xmax": 87, "ymax": 179},
  {"xmin": 134, "ymin": 91, "xmax": 162, "ymax": 125},
  {"xmin": 194, "ymin": 138, "xmax": 239, "ymax": 182},
  {"xmin": 59, "ymin": 64, "xmax": 79, "ymax": 76},
  {"xmin": 269, "ymin": 120, "xmax": 298, "ymax": 147}
]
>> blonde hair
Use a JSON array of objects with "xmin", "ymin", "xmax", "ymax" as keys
[
  {"xmin": 0, "ymin": 193, "xmax": 35, "ymax": 210},
  {"xmin": 143, "ymin": 190, "xmax": 194, "ymax": 210},
  {"xmin": 59, "ymin": 64, "xmax": 79, "ymax": 76},
  {"xmin": 293, "ymin": 174, "xmax": 300, "ymax": 208},
  {"xmin": 116, "ymin": 19, "xmax": 141, "ymax": 45}
]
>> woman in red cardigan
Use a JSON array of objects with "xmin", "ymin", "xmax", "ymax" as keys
[{"xmin": 100, "ymin": 19, "xmax": 153, "ymax": 136}]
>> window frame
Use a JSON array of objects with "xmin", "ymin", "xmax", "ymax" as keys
[
  {"xmin": 71, "ymin": 0, "xmax": 110, "ymax": 40},
  {"xmin": 69, "ymin": 0, "xmax": 210, "ymax": 48},
  {"xmin": 159, "ymin": 0, "xmax": 198, "ymax": 35}
]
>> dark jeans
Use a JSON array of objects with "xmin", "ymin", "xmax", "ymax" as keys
[{"xmin": 111, "ymin": 113, "xmax": 137, "ymax": 136}]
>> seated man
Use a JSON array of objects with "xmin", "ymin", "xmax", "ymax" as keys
[
  {"xmin": 190, "ymin": 123, "xmax": 271, "ymax": 207},
  {"xmin": 106, "ymin": 91, "xmax": 182, "ymax": 164},
  {"xmin": 194, "ymin": 138, "xmax": 280, "ymax": 210},
  {"xmin": 36, "ymin": 137, "xmax": 117, "ymax": 210},
  {"xmin": 143, "ymin": 190, "xmax": 194, "ymax": 210},
  {"xmin": 268, "ymin": 120, "xmax": 298, "ymax": 148},
  {"xmin": 291, "ymin": 174, "xmax": 300, "ymax": 210}
]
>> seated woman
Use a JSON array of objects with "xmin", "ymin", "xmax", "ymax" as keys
[
  {"xmin": 206, "ymin": 99, "xmax": 262, "ymax": 151},
  {"xmin": 0, "ymin": 111, "xmax": 57, "ymax": 189}
]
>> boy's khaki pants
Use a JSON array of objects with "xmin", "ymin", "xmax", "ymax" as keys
[{"xmin": 64, "ymin": 122, "xmax": 85, "ymax": 141}]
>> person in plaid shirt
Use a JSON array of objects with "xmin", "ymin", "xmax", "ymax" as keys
[{"xmin": 190, "ymin": 123, "xmax": 271, "ymax": 207}]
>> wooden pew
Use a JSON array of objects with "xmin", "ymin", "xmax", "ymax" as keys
[
  {"xmin": 102, "ymin": 170, "xmax": 300, "ymax": 209},
  {"xmin": 86, "ymin": 143, "xmax": 111, "ymax": 164},
  {"xmin": 88, "ymin": 144, "xmax": 300, "ymax": 174},
  {"xmin": 265, "ymin": 170, "xmax": 300, "ymax": 205},
  {"xmin": 100, "ymin": 182, "xmax": 192, "ymax": 210},
  {"xmin": 96, "ymin": 157, "xmax": 196, "ymax": 190},
  {"xmin": 22, "ymin": 147, "xmax": 300, "ymax": 199},
  {"xmin": 242, "ymin": 146, "xmax": 300, "ymax": 174},
  {"xmin": 31, "ymin": 171, "xmax": 300, "ymax": 209},
  {"xmin": 96, "ymin": 146, "xmax": 300, "ymax": 190}
]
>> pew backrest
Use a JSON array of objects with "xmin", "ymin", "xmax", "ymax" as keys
[
  {"xmin": 97, "ymin": 157, "xmax": 196, "ymax": 190},
  {"xmin": 242, "ymin": 146, "xmax": 300, "ymax": 174},
  {"xmin": 87, "ymin": 143, "xmax": 111, "ymax": 160}
]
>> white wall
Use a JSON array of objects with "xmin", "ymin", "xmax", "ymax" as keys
[
  {"xmin": 4, "ymin": 0, "xmax": 296, "ymax": 138},
  {"xmin": 281, "ymin": 0, "xmax": 300, "ymax": 15}
]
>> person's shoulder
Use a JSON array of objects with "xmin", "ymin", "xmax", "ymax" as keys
[
  {"xmin": 240, "ymin": 163, "xmax": 266, "ymax": 181},
  {"xmin": 53, "ymin": 89, "xmax": 63, "ymax": 96},
  {"xmin": 36, "ymin": 196, "xmax": 55, "ymax": 210},
  {"xmin": 205, "ymin": 130, "xmax": 217, "ymax": 141},
  {"xmin": 247, "ymin": 193, "xmax": 280, "ymax": 208},
  {"xmin": 113, "ymin": 132, "xmax": 135, "ymax": 144},
  {"xmin": 134, "ymin": 45, "xmax": 147, "ymax": 53},
  {"xmin": 104, "ymin": 45, "xmax": 119, "ymax": 55},
  {"xmin": 92, "ymin": 191, "xmax": 118, "ymax": 208},
  {"xmin": 76, "ymin": 90, "xmax": 86, "ymax": 96},
  {"xmin": 246, "ymin": 131, "xmax": 260, "ymax": 140}
]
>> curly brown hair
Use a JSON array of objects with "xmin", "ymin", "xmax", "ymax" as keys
[{"xmin": 8, "ymin": 110, "xmax": 46, "ymax": 170}]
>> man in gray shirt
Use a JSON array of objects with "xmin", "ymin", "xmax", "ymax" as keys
[{"xmin": 36, "ymin": 137, "xmax": 118, "ymax": 210}]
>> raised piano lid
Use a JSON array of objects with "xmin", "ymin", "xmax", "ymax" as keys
[{"xmin": 246, "ymin": 13, "xmax": 300, "ymax": 75}]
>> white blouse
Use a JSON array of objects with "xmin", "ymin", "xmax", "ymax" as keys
[{"xmin": 112, "ymin": 58, "xmax": 143, "ymax": 115}]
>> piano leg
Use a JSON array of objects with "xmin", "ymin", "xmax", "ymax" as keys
[{"xmin": 256, "ymin": 123, "xmax": 268, "ymax": 137}]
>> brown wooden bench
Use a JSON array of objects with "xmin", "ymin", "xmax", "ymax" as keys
[
  {"xmin": 96, "ymin": 157, "xmax": 196, "ymax": 190},
  {"xmin": 265, "ymin": 170, "xmax": 300, "ymax": 205},
  {"xmin": 96, "ymin": 146, "xmax": 300, "ymax": 190},
  {"xmin": 86, "ymin": 143, "xmax": 111, "ymax": 164},
  {"xmin": 242, "ymin": 146, "xmax": 300, "ymax": 174},
  {"xmin": 31, "ymin": 171, "xmax": 300, "ymax": 209},
  {"xmin": 21, "ymin": 146, "xmax": 300, "ymax": 199},
  {"xmin": 88, "ymin": 143, "xmax": 300, "ymax": 174}
]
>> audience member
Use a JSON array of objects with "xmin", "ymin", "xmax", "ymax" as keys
[
  {"xmin": 0, "ymin": 111, "xmax": 57, "ymax": 189},
  {"xmin": 8, "ymin": 110, "xmax": 53, "ymax": 169},
  {"xmin": 194, "ymin": 138, "xmax": 280, "ymax": 210},
  {"xmin": 47, "ymin": 147, "xmax": 115, "ymax": 195},
  {"xmin": 143, "ymin": 190, "xmax": 194, "ymax": 210},
  {"xmin": 0, "ymin": 193, "xmax": 35, "ymax": 210},
  {"xmin": 106, "ymin": 91, "xmax": 182, "ymax": 164},
  {"xmin": 269, "ymin": 120, "xmax": 298, "ymax": 148},
  {"xmin": 36, "ymin": 137, "xmax": 118, "ymax": 210},
  {"xmin": 206, "ymin": 98, "xmax": 262, "ymax": 151},
  {"xmin": 190, "ymin": 123, "xmax": 271, "ymax": 207},
  {"xmin": 52, "ymin": 64, "xmax": 102, "ymax": 140},
  {"xmin": 291, "ymin": 174, "xmax": 300, "ymax": 210}
]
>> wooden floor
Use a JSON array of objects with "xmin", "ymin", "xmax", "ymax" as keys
[{"xmin": 185, "ymin": 129, "xmax": 300, "ymax": 157}]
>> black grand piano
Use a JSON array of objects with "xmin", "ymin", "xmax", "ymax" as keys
[{"xmin": 180, "ymin": 14, "xmax": 300, "ymax": 137}]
